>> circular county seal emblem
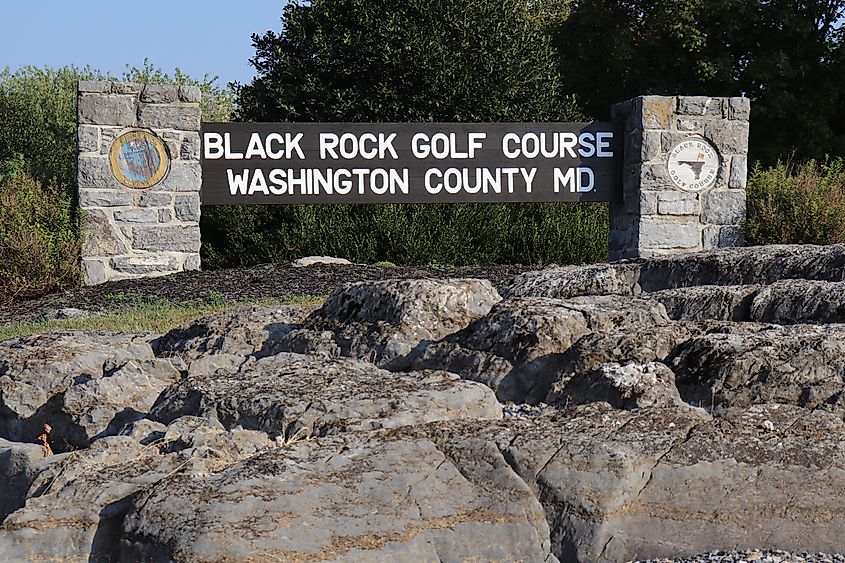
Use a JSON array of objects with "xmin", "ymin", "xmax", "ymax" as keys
[
  {"xmin": 109, "ymin": 130, "xmax": 170, "ymax": 189},
  {"xmin": 667, "ymin": 138, "xmax": 720, "ymax": 191}
]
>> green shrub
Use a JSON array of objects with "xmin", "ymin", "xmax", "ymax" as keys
[
  {"xmin": 201, "ymin": 202, "xmax": 607, "ymax": 267},
  {"xmin": 0, "ymin": 158, "xmax": 81, "ymax": 303},
  {"xmin": 120, "ymin": 59, "xmax": 235, "ymax": 122},
  {"xmin": 0, "ymin": 66, "xmax": 103, "ymax": 191},
  {"xmin": 0, "ymin": 63, "xmax": 233, "ymax": 301},
  {"xmin": 746, "ymin": 158, "xmax": 845, "ymax": 245}
]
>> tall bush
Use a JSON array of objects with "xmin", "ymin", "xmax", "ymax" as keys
[
  {"xmin": 0, "ymin": 157, "xmax": 81, "ymax": 303},
  {"xmin": 202, "ymin": 202, "xmax": 608, "ymax": 267},
  {"xmin": 203, "ymin": 0, "xmax": 602, "ymax": 267},
  {"xmin": 746, "ymin": 158, "xmax": 845, "ymax": 245},
  {"xmin": 0, "ymin": 66, "xmax": 102, "ymax": 191}
]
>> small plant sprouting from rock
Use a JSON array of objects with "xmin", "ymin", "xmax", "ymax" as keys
[
  {"xmin": 36, "ymin": 423, "xmax": 53, "ymax": 456},
  {"xmin": 275, "ymin": 426, "xmax": 313, "ymax": 447},
  {"xmin": 203, "ymin": 290, "xmax": 227, "ymax": 307}
]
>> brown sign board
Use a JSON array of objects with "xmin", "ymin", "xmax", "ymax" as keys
[{"xmin": 200, "ymin": 123, "xmax": 622, "ymax": 205}]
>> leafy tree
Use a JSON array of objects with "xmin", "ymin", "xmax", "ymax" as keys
[
  {"xmin": 521, "ymin": 0, "xmax": 577, "ymax": 27},
  {"xmin": 205, "ymin": 0, "xmax": 600, "ymax": 268},
  {"xmin": 236, "ymin": 0, "xmax": 578, "ymax": 122},
  {"xmin": 551, "ymin": 0, "xmax": 845, "ymax": 163}
]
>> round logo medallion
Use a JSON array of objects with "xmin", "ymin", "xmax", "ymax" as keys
[
  {"xmin": 667, "ymin": 138, "xmax": 720, "ymax": 191},
  {"xmin": 109, "ymin": 130, "xmax": 170, "ymax": 189}
]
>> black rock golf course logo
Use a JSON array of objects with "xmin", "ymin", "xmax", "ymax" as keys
[
  {"xmin": 667, "ymin": 138, "xmax": 719, "ymax": 192},
  {"xmin": 109, "ymin": 130, "xmax": 170, "ymax": 189}
]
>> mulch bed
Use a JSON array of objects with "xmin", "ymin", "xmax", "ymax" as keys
[{"xmin": 0, "ymin": 262, "xmax": 541, "ymax": 326}]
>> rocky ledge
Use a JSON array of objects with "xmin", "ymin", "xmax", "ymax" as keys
[{"xmin": 2, "ymin": 244, "xmax": 845, "ymax": 562}]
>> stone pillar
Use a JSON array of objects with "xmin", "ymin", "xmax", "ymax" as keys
[
  {"xmin": 609, "ymin": 96, "xmax": 750, "ymax": 260},
  {"xmin": 77, "ymin": 81, "xmax": 202, "ymax": 285}
]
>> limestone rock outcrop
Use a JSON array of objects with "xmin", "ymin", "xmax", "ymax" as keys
[
  {"xmin": 2, "ymin": 244, "xmax": 845, "ymax": 562},
  {"xmin": 438, "ymin": 403, "xmax": 845, "ymax": 561},
  {"xmin": 153, "ymin": 304, "xmax": 314, "ymax": 362},
  {"xmin": 636, "ymin": 244, "xmax": 845, "ymax": 289},
  {"xmin": 121, "ymin": 429, "xmax": 558, "ymax": 562},
  {"xmin": 504, "ymin": 263, "xmax": 642, "ymax": 299},
  {"xmin": 411, "ymin": 296, "xmax": 670, "ymax": 403},
  {"xmin": 669, "ymin": 323, "xmax": 845, "ymax": 413},
  {"xmin": 0, "ymin": 332, "xmax": 175, "ymax": 449},
  {"xmin": 549, "ymin": 361, "xmax": 686, "ymax": 409},
  {"xmin": 651, "ymin": 285, "xmax": 760, "ymax": 321},
  {"xmin": 269, "ymin": 278, "xmax": 502, "ymax": 369},
  {"xmin": 150, "ymin": 353, "xmax": 502, "ymax": 439},
  {"xmin": 748, "ymin": 279, "xmax": 845, "ymax": 324}
]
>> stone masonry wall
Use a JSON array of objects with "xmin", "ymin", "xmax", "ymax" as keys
[
  {"xmin": 609, "ymin": 96, "xmax": 750, "ymax": 260},
  {"xmin": 76, "ymin": 87, "xmax": 749, "ymax": 283},
  {"xmin": 77, "ymin": 81, "xmax": 202, "ymax": 285}
]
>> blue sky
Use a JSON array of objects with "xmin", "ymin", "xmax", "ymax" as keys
[{"xmin": 0, "ymin": 1, "xmax": 286, "ymax": 86}]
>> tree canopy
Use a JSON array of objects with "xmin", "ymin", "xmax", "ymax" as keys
[
  {"xmin": 204, "ymin": 0, "xmax": 598, "ymax": 269},
  {"xmin": 236, "ymin": 0, "xmax": 580, "ymax": 123},
  {"xmin": 551, "ymin": 0, "xmax": 845, "ymax": 163}
]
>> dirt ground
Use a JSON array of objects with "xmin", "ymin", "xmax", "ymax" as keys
[{"xmin": 0, "ymin": 262, "xmax": 540, "ymax": 326}]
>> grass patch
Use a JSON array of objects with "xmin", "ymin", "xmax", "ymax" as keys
[{"xmin": 0, "ymin": 294, "xmax": 325, "ymax": 340}]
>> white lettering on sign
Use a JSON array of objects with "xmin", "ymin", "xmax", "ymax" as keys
[
  {"xmin": 204, "ymin": 133, "xmax": 224, "ymax": 159},
  {"xmin": 202, "ymin": 126, "xmax": 620, "ymax": 203},
  {"xmin": 501, "ymin": 132, "xmax": 614, "ymax": 159},
  {"xmin": 227, "ymin": 168, "xmax": 410, "ymax": 196},
  {"xmin": 554, "ymin": 167, "xmax": 595, "ymax": 193},
  {"xmin": 205, "ymin": 132, "xmax": 306, "ymax": 160},
  {"xmin": 412, "ymin": 133, "xmax": 487, "ymax": 159},
  {"xmin": 596, "ymin": 132, "xmax": 614, "ymax": 157},
  {"xmin": 424, "ymin": 167, "xmax": 533, "ymax": 195},
  {"xmin": 320, "ymin": 133, "xmax": 398, "ymax": 160},
  {"xmin": 245, "ymin": 134, "xmax": 267, "ymax": 159}
]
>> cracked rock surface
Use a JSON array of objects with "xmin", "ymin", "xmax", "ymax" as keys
[
  {"xmin": 149, "ymin": 352, "xmax": 502, "ymax": 438},
  {"xmin": 269, "ymin": 278, "xmax": 502, "ymax": 369},
  {"xmin": 549, "ymin": 361, "xmax": 686, "ymax": 409},
  {"xmin": 410, "ymin": 295, "xmax": 670, "ymax": 403},
  {"xmin": 1, "ymin": 244, "xmax": 845, "ymax": 562},
  {"xmin": 121, "ymin": 428, "xmax": 558, "ymax": 563},
  {"xmin": 152, "ymin": 304, "xmax": 316, "ymax": 362},
  {"xmin": 0, "ymin": 332, "xmax": 176, "ymax": 450},
  {"xmin": 669, "ymin": 324, "xmax": 845, "ymax": 413}
]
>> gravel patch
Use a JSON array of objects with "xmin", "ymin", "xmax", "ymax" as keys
[{"xmin": 634, "ymin": 550, "xmax": 845, "ymax": 563}]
